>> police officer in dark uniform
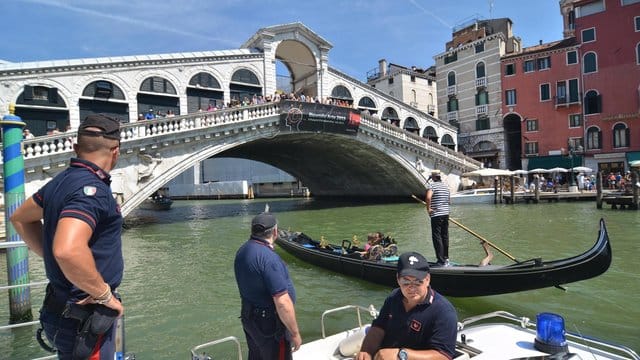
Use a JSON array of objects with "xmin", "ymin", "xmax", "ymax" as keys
[
  {"xmin": 356, "ymin": 252, "xmax": 457, "ymax": 360},
  {"xmin": 11, "ymin": 114, "xmax": 124, "ymax": 359},
  {"xmin": 234, "ymin": 212, "xmax": 302, "ymax": 360}
]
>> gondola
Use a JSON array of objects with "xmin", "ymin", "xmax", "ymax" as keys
[{"xmin": 275, "ymin": 218, "xmax": 612, "ymax": 297}]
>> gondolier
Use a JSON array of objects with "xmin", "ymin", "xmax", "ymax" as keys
[{"xmin": 426, "ymin": 169, "xmax": 451, "ymax": 266}]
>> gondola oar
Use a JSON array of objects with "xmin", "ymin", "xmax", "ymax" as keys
[{"xmin": 411, "ymin": 195, "xmax": 520, "ymax": 263}]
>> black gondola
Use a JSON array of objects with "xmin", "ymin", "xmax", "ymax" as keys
[{"xmin": 275, "ymin": 218, "xmax": 612, "ymax": 297}]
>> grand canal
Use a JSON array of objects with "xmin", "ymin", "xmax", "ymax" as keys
[{"xmin": 1, "ymin": 198, "xmax": 639, "ymax": 359}]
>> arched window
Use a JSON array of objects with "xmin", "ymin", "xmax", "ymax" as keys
[
  {"xmin": 583, "ymin": 52, "xmax": 597, "ymax": 73},
  {"xmin": 422, "ymin": 126, "xmax": 438, "ymax": 142},
  {"xmin": 476, "ymin": 62, "xmax": 485, "ymax": 78},
  {"xmin": 189, "ymin": 72, "xmax": 221, "ymax": 89},
  {"xmin": 330, "ymin": 85, "xmax": 352, "ymax": 100},
  {"xmin": 403, "ymin": 117, "xmax": 419, "ymax": 134},
  {"xmin": 441, "ymin": 134, "xmax": 455, "ymax": 149},
  {"xmin": 140, "ymin": 77, "xmax": 177, "ymax": 94},
  {"xmin": 231, "ymin": 69, "xmax": 260, "ymax": 85},
  {"xmin": 584, "ymin": 90, "xmax": 601, "ymax": 114},
  {"xmin": 475, "ymin": 89, "xmax": 488, "ymax": 105},
  {"xmin": 381, "ymin": 107, "xmax": 399, "ymax": 121},
  {"xmin": 411, "ymin": 89, "xmax": 417, "ymax": 103},
  {"xmin": 586, "ymin": 126, "xmax": 602, "ymax": 150},
  {"xmin": 447, "ymin": 72, "xmax": 456, "ymax": 86},
  {"xmin": 357, "ymin": 96, "xmax": 376, "ymax": 109},
  {"xmin": 613, "ymin": 123, "xmax": 630, "ymax": 148}
]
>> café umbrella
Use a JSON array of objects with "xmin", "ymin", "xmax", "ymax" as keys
[{"xmin": 462, "ymin": 168, "xmax": 514, "ymax": 177}]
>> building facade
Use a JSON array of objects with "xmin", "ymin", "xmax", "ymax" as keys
[
  {"xmin": 434, "ymin": 18, "xmax": 522, "ymax": 169},
  {"xmin": 366, "ymin": 59, "xmax": 438, "ymax": 124},
  {"xmin": 502, "ymin": 0, "xmax": 640, "ymax": 173}
]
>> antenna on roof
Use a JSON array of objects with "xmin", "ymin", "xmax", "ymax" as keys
[{"xmin": 488, "ymin": 0, "xmax": 494, "ymax": 19}]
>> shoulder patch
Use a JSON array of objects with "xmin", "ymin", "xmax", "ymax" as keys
[{"xmin": 83, "ymin": 186, "xmax": 97, "ymax": 196}]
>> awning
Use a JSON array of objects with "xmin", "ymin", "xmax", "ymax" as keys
[
  {"xmin": 625, "ymin": 151, "xmax": 640, "ymax": 163},
  {"xmin": 526, "ymin": 155, "xmax": 583, "ymax": 171}
]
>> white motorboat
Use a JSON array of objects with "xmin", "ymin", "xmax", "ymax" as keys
[
  {"xmin": 190, "ymin": 305, "xmax": 639, "ymax": 360},
  {"xmin": 450, "ymin": 188, "xmax": 497, "ymax": 204}
]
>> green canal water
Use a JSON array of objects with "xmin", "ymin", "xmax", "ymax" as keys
[{"xmin": 1, "ymin": 198, "xmax": 638, "ymax": 359}]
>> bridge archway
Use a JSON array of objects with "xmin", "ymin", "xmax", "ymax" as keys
[
  {"xmin": 275, "ymin": 39, "xmax": 318, "ymax": 97},
  {"xmin": 137, "ymin": 76, "xmax": 180, "ymax": 118},
  {"xmin": 15, "ymin": 85, "xmax": 69, "ymax": 136}
]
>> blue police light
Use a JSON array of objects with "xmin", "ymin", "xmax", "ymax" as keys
[{"xmin": 534, "ymin": 312, "xmax": 569, "ymax": 354}]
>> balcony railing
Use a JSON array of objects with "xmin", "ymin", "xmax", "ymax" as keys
[
  {"xmin": 447, "ymin": 85, "xmax": 457, "ymax": 96},
  {"xmin": 476, "ymin": 104, "xmax": 488, "ymax": 115},
  {"xmin": 475, "ymin": 77, "xmax": 486, "ymax": 88},
  {"xmin": 447, "ymin": 111, "xmax": 458, "ymax": 122}
]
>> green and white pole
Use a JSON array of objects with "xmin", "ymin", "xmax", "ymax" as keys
[{"xmin": 1, "ymin": 103, "xmax": 33, "ymax": 323}]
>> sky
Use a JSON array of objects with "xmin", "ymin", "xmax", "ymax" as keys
[{"xmin": 1, "ymin": 0, "xmax": 564, "ymax": 81}]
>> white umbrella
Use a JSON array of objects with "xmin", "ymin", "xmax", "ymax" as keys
[
  {"xmin": 630, "ymin": 160, "xmax": 640, "ymax": 168},
  {"xmin": 513, "ymin": 169, "xmax": 528, "ymax": 175},
  {"xmin": 462, "ymin": 168, "xmax": 514, "ymax": 177},
  {"xmin": 529, "ymin": 168, "xmax": 550, "ymax": 173},
  {"xmin": 548, "ymin": 167, "xmax": 568, "ymax": 173},
  {"xmin": 572, "ymin": 166, "xmax": 593, "ymax": 172}
]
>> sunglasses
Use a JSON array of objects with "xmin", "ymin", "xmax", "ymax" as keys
[{"xmin": 398, "ymin": 277, "xmax": 425, "ymax": 287}]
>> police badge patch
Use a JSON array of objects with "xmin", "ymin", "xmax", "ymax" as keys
[{"xmin": 83, "ymin": 186, "xmax": 97, "ymax": 196}]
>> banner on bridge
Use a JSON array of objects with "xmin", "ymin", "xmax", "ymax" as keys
[{"xmin": 279, "ymin": 100, "xmax": 360, "ymax": 135}]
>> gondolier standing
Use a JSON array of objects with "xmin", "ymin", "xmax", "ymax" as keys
[
  {"xmin": 234, "ymin": 212, "xmax": 302, "ymax": 360},
  {"xmin": 426, "ymin": 170, "xmax": 451, "ymax": 266}
]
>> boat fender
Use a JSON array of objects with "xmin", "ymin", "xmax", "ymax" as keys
[{"xmin": 338, "ymin": 325, "xmax": 370, "ymax": 356}]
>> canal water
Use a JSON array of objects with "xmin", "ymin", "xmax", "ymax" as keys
[{"xmin": 1, "ymin": 199, "xmax": 638, "ymax": 359}]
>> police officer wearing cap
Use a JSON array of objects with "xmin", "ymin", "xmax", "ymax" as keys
[
  {"xmin": 356, "ymin": 252, "xmax": 457, "ymax": 360},
  {"xmin": 234, "ymin": 212, "xmax": 302, "ymax": 360},
  {"xmin": 11, "ymin": 114, "xmax": 124, "ymax": 359}
]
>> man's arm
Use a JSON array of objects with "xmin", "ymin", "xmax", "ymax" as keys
[
  {"xmin": 10, "ymin": 197, "xmax": 45, "ymax": 257},
  {"xmin": 356, "ymin": 325, "xmax": 385, "ymax": 360},
  {"xmin": 53, "ymin": 217, "xmax": 123, "ymax": 315},
  {"xmin": 425, "ymin": 189, "xmax": 434, "ymax": 215},
  {"xmin": 273, "ymin": 292, "xmax": 302, "ymax": 351}
]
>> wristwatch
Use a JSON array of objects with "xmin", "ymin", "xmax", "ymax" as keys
[{"xmin": 398, "ymin": 348, "xmax": 408, "ymax": 360}]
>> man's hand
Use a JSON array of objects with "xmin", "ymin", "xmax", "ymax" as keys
[
  {"xmin": 290, "ymin": 331, "xmax": 302, "ymax": 352},
  {"xmin": 356, "ymin": 351, "xmax": 372, "ymax": 360},
  {"xmin": 374, "ymin": 348, "xmax": 400, "ymax": 360}
]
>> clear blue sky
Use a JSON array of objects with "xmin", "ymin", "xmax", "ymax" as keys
[{"xmin": 1, "ymin": 0, "xmax": 563, "ymax": 80}]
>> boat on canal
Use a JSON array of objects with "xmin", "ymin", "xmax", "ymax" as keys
[
  {"xmin": 274, "ymin": 219, "xmax": 612, "ymax": 297},
  {"xmin": 450, "ymin": 187, "xmax": 497, "ymax": 204},
  {"xmin": 140, "ymin": 187, "xmax": 173, "ymax": 210},
  {"xmin": 191, "ymin": 304, "xmax": 639, "ymax": 359}
]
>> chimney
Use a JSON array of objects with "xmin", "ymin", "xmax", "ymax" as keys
[
  {"xmin": 378, "ymin": 59, "xmax": 387, "ymax": 77},
  {"xmin": 539, "ymin": 40, "xmax": 542, "ymax": 45}
]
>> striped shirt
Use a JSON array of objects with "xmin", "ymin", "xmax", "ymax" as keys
[{"xmin": 427, "ymin": 181, "xmax": 450, "ymax": 218}]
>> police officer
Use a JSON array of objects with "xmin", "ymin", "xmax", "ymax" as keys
[
  {"xmin": 234, "ymin": 212, "xmax": 302, "ymax": 360},
  {"xmin": 356, "ymin": 252, "xmax": 457, "ymax": 360},
  {"xmin": 11, "ymin": 114, "xmax": 124, "ymax": 359}
]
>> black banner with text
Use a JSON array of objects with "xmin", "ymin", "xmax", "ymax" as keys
[{"xmin": 279, "ymin": 100, "xmax": 360, "ymax": 135}]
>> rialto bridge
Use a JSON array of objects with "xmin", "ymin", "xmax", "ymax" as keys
[{"xmin": 0, "ymin": 23, "xmax": 481, "ymax": 216}]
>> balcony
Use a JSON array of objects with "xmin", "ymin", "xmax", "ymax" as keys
[
  {"xmin": 447, "ymin": 85, "xmax": 457, "ymax": 96},
  {"xmin": 447, "ymin": 111, "xmax": 458, "ymax": 122},
  {"xmin": 554, "ymin": 95, "xmax": 581, "ymax": 108},
  {"xmin": 475, "ymin": 77, "xmax": 487, "ymax": 88},
  {"xmin": 427, "ymin": 104, "xmax": 435, "ymax": 115},
  {"xmin": 476, "ymin": 104, "xmax": 488, "ymax": 115}
]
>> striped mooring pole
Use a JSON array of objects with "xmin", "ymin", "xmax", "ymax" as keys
[{"xmin": 1, "ymin": 103, "xmax": 33, "ymax": 323}]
